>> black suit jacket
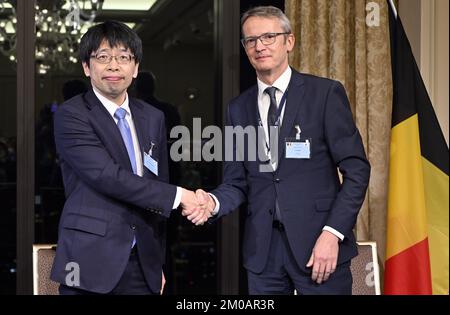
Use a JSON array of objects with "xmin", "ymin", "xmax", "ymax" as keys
[
  {"xmin": 212, "ymin": 69, "xmax": 371, "ymax": 274},
  {"xmin": 50, "ymin": 89, "xmax": 177, "ymax": 293}
]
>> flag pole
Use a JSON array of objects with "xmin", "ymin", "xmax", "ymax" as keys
[{"xmin": 388, "ymin": 0, "xmax": 398, "ymax": 19}]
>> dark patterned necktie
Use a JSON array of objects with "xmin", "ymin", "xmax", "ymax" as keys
[{"xmin": 265, "ymin": 86, "xmax": 278, "ymax": 144}]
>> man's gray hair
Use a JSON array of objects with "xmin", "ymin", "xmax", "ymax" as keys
[{"xmin": 241, "ymin": 6, "xmax": 292, "ymax": 35}]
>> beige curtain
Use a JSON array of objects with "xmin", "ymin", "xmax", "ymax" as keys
[{"xmin": 286, "ymin": 0, "xmax": 393, "ymax": 269}]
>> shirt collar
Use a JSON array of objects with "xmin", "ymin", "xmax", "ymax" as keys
[
  {"xmin": 257, "ymin": 66, "xmax": 292, "ymax": 99},
  {"xmin": 93, "ymin": 88, "xmax": 131, "ymax": 118}
]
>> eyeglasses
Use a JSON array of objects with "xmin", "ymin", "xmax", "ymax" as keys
[
  {"xmin": 241, "ymin": 32, "xmax": 291, "ymax": 49},
  {"xmin": 90, "ymin": 53, "xmax": 135, "ymax": 65}
]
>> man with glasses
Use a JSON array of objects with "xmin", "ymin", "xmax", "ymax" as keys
[
  {"xmin": 189, "ymin": 6, "xmax": 370, "ymax": 294},
  {"xmin": 51, "ymin": 21, "xmax": 202, "ymax": 295}
]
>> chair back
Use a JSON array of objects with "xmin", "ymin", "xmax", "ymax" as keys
[
  {"xmin": 33, "ymin": 244, "xmax": 59, "ymax": 295},
  {"xmin": 351, "ymin": 241, "xmax": 381, "ymax": 295}
]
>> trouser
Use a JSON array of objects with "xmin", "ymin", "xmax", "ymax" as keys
[{"xmin": 247, "ymin": 221, "xmax": 352, "ymax": 295}]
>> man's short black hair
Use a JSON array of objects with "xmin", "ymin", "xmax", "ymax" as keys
[{"xmin": 79, "ymin": 21, "xmax": 143, "ymax": 66}]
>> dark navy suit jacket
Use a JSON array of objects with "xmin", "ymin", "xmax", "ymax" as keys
[
  {"xmin": 212, "ymin": 69, "xmax": 370, "ymax": 275},
  {"xmin": 50, "ymin": 89, "xmax": 177, "ymax": 294}
]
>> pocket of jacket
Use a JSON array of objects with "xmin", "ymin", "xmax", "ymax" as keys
[
  {"xmin": 315, "ymin": 198, "xmax": 335, "ymax": 212},
  {"xmin": 62, "ymin": 213, "xmax": 107, "ymax": 236}
]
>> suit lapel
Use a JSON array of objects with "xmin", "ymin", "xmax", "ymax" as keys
[
  {"xmin": 277, "ymin": 70, "xmax": 306, "ymax": 167},
  {"xmin": 84, "ymin": 89, "xmax": 133, "ymax": 172},
  {"xmin": 129, "ymin": 99, "xmax": 147, "ymax": 157},
  {"xmin": 129, "ymin": 98, "xmax": 159, "ymax": 178},
  {"xmin": 245, "ymin": 86, "xmax": 259, "ymax": 128}
]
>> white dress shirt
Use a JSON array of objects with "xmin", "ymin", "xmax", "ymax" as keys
[
  {"xmin": 93, "ymin": 88, "xmax": 181, "ymax": 209},
  {"xmin": 257, "ymin": 67, "xmax": 291, "ymax": 170}
]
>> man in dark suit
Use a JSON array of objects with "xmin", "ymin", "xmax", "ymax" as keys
[
  {"xmin": 51, "ymin": 21, "xmax": 201, "ymax": 295},
  {"xmin": 188, "ymin": 6, "xmax": 370, "ymax": 294}
]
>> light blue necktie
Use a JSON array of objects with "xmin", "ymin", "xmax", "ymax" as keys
[
  {"xmin": 114, "ymin": 107, "xmax": 137, "ymax": 248},
  {"xmin": 114, "ymin": 108, "xmax": 137, "ymax": 174}
]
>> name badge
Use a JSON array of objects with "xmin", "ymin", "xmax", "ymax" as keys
[
  {"xmin": 142, "ymin": 141, "xmax": 158, "ymax": 176},
  {"xmin": 144, "ymin": 152, "xmax": 158, "ymax": 176},
  {"xmin": 285, "ymin": 138, "xmax": 311, "ymax": 159},
  {"xmin": 143, "ymin": 141, "xmax": 158, "ymax": 176}
]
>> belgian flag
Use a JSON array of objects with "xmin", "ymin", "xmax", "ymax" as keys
[{"xmin": 384, "ymin": 2, "xmax": 449, "ymax": 294}]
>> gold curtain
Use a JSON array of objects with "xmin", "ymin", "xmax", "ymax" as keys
[{"xmin": 286, "ymin": 0, "xmax": 393, "ymax": 268}]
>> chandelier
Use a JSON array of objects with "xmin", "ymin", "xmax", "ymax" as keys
[{"xmin": 0, "ymin": 0, "xmax": 104, "ymax": 74}]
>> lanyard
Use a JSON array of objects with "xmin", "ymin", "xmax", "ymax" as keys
[
  {"xmin": 257, "ymin": 89, "xmax": 288, "ymax": 128},
  {"xmin": 257, "ymin": 89, "xmax": 288, "ymax": 152}
]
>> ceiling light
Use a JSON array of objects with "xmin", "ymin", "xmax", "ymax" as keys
[
  {"xmin": 101, "ymin": 0, "xmax": 157, "ymax": 11},
  {"xmin": 62, "ymin": 0, "xmax": 157, "ymax": 11}
]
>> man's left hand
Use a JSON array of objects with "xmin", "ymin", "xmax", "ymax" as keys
[{"xmin": 306, "ymin": 230, "xmax": 339, "ymax": 284}]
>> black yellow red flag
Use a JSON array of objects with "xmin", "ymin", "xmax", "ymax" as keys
[{"xmin": 385, "ymin": 1, "xmax": 449, "ymax": 295}]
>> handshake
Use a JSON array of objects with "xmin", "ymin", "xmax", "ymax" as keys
[{"xmin": 180, "ymin": 189, "xmax": 216, "ymax": 226}]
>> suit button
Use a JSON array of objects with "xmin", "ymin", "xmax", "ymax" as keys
[
  {"xmin": 247, "ymin": 211, "xmax": 252, "ymax": 217},
  {"xmin": 274, "ymin": 178, "xmax": 280, "ymax": 183},
  {"xmin": 269, "ymin": 209, "xmax": 273, "ymax": 215},
  {"xmin": 131, "ymin": 224, "xmax": 136, "ymax": 230}
]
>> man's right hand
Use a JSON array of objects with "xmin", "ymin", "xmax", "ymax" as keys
[
  {"xmin": 180, "ymin": 188, "xmax": 198, "ymax": 212},
  {"xmin": 195, "ymin": 189, "xmax": 216, "ymax": 215},
  {"xmin": 189, "ymin": 189, "xmax": 215, "ymax": 225},
  {"xmin": 180, "ymin": 188, "xmax": 207, "ymax": 226},
  {"xmin": 180, "ymin": 188, "xmax": 215, "ymax": 225}
]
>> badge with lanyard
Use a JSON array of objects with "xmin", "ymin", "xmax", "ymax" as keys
[
  {"xmin": 285, "ymin": 125, "xmax": 311, "ymax": 159},
  {"xmin": 143, "ymin": 141, "xmax": 158, "ymax": 176},
  {"xmin": 257, "ymin": 89, "xmax": 289, "ymax": 159}
]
